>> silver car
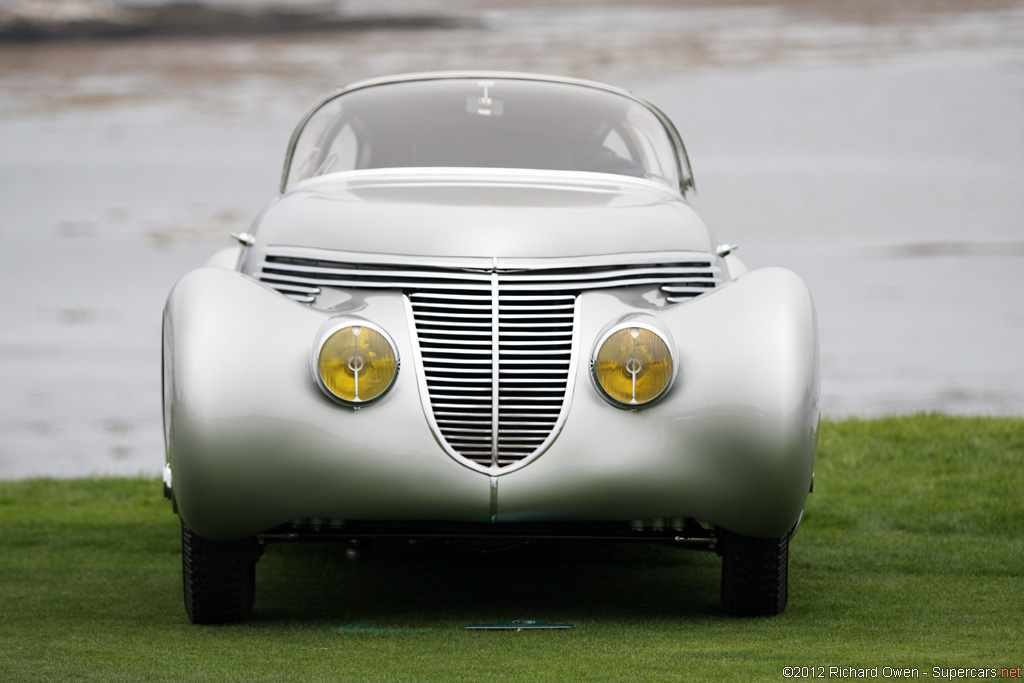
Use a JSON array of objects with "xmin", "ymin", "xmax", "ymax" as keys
[{"xmin": 162, "ymin": 72, "xmax": 819, "ymax": 623}]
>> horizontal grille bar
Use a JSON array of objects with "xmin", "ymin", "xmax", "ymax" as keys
[{"xmin": 258, "ymin": 248, "xmax": 721, "ymax": 304}]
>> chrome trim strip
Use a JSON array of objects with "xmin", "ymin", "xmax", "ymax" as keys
[
  {"xmin": 259, "ymin": 282, "xmax": 322, "ymax": 294},
  {"xmin": 426, "ymin": 376, "xmax": 493, "ymax": 384},
  {"xmin": 264, "ymin": 263, "xmax": 494, "ymax": 283},
  {"xmin": 265, "ymin": 273, "xmax": 718, "ymax": 293},
  {"xmin": 661, "ymin": 285, "xmax": 719, "ymax": 293},
  {"xmin": 493, "ymin": 348, "xmax": 573, "ymax": 356},
  {"xmin": 498, "ymin": 277, "xmax": 719, "ymax": 292},
  {"xmin": 501, "ymin": 369, "xmax": 568, "ymax": 375},
  {"xmin": 410, "ymin": 293, "xmax": 493, "ymax": 301},
  {"xmin": 261, "ymin": 246, "xmax": 710, "ymax": 271},
  {"xmin": 266, "ymin": 276, "xmax": 492, "ymax": 291},
  {"xmin": 499, "ymin": 339, "xmax": 572, "ymax": 346},
  {"xmin": 263, "ymin": 268, "xmax": 716, "ymax": 284},
  {"xmin": 418, "ymin": 336, "xmax": 492, "ymax": 345},
  {"xmin": 489, "ymin": 476, "xmax": 498, "ymax": 523},
  {"xmin": 490, "ymin": 265, "xmax": 501, "ymax": 469},
  {"xmin": 496, "ymin": 267, "xmax": 720, "ymax": 283},
  {"xmin": 268, "ymin": 262, "xmax": 719, "ymax": 282},
  {"xmin": 417, "ymin": 322, "xmax": 493, "ymax": 330},
  {"xmin": 291, "ymin": 166, "xmax": 681, "ymax": 199},
  {"xmin": 414, "ymin": 310, "xmax": 495, "ymax": 318}
]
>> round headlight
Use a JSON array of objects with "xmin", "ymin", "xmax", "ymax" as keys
[
  {"xmin": 314, "ymin": 321, "xmax": 399, "ymax": 406},
  {"xmin": 592, "ymin": 324, "xmax": 675, "ymax": 407}
]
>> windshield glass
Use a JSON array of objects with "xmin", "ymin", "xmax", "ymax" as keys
[{"xmin": 284, "ymin": 77, "xmax": 684, "ymax": 191}]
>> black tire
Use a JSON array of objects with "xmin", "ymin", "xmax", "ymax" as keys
[
  {"xmin": 719, "ymin": 529, "xmax": 789, "ymax": 617},
  {"xmin": 182, "ymin": 521, "xmax": 258, "ymax": 624}
]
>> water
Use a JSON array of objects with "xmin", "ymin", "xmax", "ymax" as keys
[{"xmin": 1, "ymin": 0, "xmax": 1023, "ymax": 478}]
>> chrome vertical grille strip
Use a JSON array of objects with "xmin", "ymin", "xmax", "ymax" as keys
[{"xmin": 489, "ymin": 266, "xmax": 501, "ymax": 469}]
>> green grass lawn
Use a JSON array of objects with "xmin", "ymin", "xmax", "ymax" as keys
[{"xmin": 1, "ymin": 415, "xmax": 1021, "ymax": 682}]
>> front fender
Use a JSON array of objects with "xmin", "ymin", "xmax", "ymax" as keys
[
  {"xmin": 162, "ymin": 267, "xmax": 491, "ymax": 540},
  {"xmin": 497, "ymin": 267, "xmax": 819, "ymax": 538}
]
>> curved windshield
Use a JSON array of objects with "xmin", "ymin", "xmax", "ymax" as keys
[{"xmin": 283, "ymin": 77, "xmax": 684, "ymax": 191}]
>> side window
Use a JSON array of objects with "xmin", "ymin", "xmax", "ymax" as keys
[
  {"xmin": 322, "ymin": 124, "xmax": 358, "ymax": 175},
  {"xmin": 286, "ymin": 98, "xmax": 360, "ymax": 187},
  {"xmin": 623, "ymin": 110, "xmax": 677, "ymax": 184},
  {"xmin": 601, "ymin": 128, "xmax": 632, "ymax": 161}
]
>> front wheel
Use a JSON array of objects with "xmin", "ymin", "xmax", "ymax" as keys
[
  {"xmin": 182, "ymin": 522, "xmax": 259, "ymax": 624},
  {"xmin": 719, "ymin": 529, "xmax": 789, "ymax": 617}
]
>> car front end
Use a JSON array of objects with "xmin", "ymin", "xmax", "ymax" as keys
[{"xmin": 162, "ymin": 72, "xmax": 819, "ymax": 622}]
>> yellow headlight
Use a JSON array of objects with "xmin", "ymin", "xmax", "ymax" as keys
[
  {"xmin": 316, "ymin": 323, "xmax": 398, "ymax": 405},
  {"xmin": 592, "ymin": 325, "xmax": 674, "ymax": 407}
]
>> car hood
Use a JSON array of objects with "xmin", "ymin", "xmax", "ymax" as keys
[{"xmin": 250, "ymin": 170, "xmax": 713, "ymax": 260}]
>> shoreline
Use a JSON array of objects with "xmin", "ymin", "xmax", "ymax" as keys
[
  {"xmin": 2, "ymin": 0, "xmax": 1021, "ymax": 44},
  {"xmin": 0, "ymin": 2, "xmax": 476, "ymax": 43}
]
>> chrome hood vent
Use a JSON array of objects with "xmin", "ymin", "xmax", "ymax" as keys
[{"xmin": 256, "ymin": 248, "xmax": 721, "ymax": 472}]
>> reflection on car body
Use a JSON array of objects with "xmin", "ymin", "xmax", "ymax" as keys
[{"xmin": 162, "ymin": 72, "xmax": 819, "ymax": 623}]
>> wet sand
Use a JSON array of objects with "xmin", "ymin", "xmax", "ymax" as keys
[{"xmin": 1, "ymin": 0, "xmax": 1023, "ymax": 477}]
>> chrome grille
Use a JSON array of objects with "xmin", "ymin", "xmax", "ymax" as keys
[
  {"xmin": 409, "ymin": 284, "xmax": 577, "ymax": 469},
  {"xmin": 257, "ymin": 249, "xmax": 721, "ymax": 303},
  {"xmin": 411, "ymin": 286, "xmax": 495, "ymax": 465},
  {"xmin": 257, "ymin": 247, "xmax": 721, "ymax": 471}
]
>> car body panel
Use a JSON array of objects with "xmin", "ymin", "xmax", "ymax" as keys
[
  {"xmin": 164, "ymin": 267, "xmax": 494, "ymax": 540},
  {"xmin": 241, "ymin": 170, "xmax": 713, "ymax": 267},
  {"xmin": 497, "ymin": 267, "xmax": 818, "ymax": 536},
  {"xmin": 164, "ymin": 263, "xmax": 817, "ymax": 541}
]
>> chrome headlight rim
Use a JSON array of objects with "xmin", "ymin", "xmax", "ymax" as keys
[
  {"xmin": 589, "ymin": 317, "xmax": 678, "ymax": 410},
  {"xmin": 311, "ymin": 317, "xmax": 400, "ymax": 407}
]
